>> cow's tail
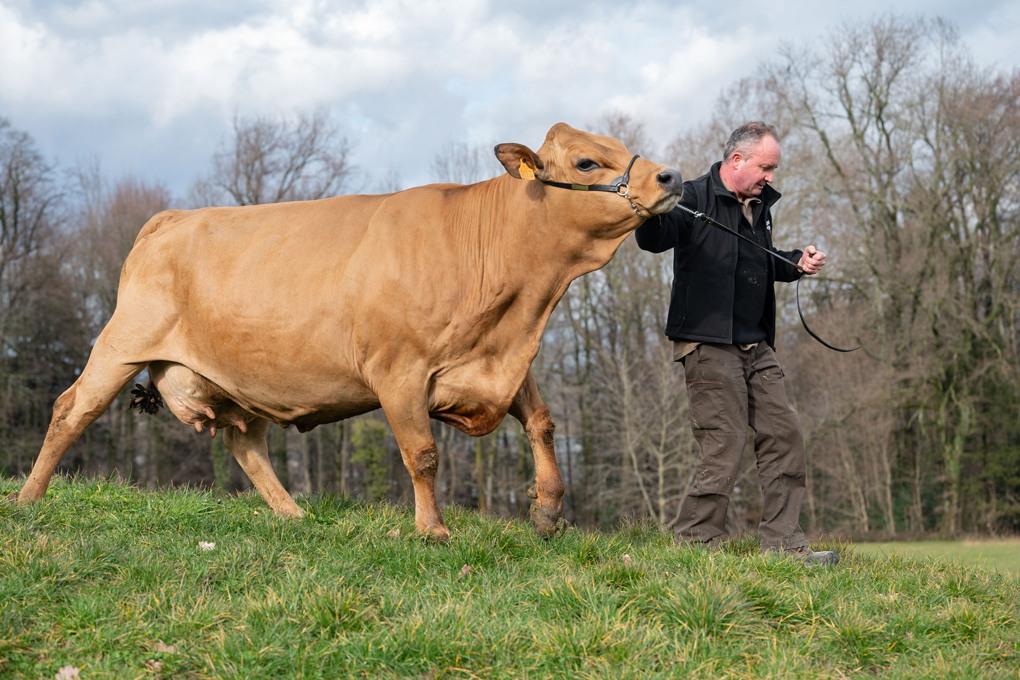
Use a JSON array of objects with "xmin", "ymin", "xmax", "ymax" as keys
[{"xmin": 129, "ymin": 382, "xmax": 164, "ymax": 415}]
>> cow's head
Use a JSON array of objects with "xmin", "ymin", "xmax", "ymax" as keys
[{"xmin": 494, "ymin": 123, "xmax": 682, "ymax": 224}]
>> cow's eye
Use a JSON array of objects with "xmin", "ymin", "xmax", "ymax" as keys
[{"xmin": 576, "ymin": 159, "xmax": 599, "ymax": 172}]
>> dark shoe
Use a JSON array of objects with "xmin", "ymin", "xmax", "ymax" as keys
[{"xmin": 781, "ymin": 546, "xmax": 839, "ymax": 567}]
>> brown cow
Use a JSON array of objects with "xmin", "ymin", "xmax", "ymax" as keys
[{"xmin": 16, "ymin": 123, "xmax": 682, "ymax": 539}]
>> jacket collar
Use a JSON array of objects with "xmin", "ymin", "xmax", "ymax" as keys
[{"xmin": 709, "ymin": 161, "xmax": 782, "ymax": 208}]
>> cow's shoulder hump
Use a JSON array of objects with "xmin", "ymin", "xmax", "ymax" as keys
[{"xmin": 133, "ymin": 209, "xmax": 187, "ymax": 246}]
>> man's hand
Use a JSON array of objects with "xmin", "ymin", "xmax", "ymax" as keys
[{"xmin": 798, "ymin": 245, "xmax": 826, "ymax": 275}]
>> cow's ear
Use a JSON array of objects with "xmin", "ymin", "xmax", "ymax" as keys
[{"xmin": 494, "ymin": 143, "xmax": 546, "ymax": 180}]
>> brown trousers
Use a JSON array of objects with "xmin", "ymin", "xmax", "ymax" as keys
[{"xmin": 674, "ymin": 343, "xmax": 808, "ymax": 552}]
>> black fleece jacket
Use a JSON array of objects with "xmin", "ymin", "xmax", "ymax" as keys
[{"xmin": 635, "ymin": 161, "xmax": 803, "ymax": 349}]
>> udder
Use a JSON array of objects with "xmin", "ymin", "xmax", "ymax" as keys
[{"xmin": 149, "ymin": 361, "xmax": 257, "ymax": 437}]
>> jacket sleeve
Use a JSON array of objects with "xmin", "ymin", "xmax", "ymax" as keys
[
  {"xmin": 773, "ymin": 247, "xmax": 804, "ymax": 282},
  {"xmin": 634, "ymin": 189, "xmax": 695, "ymax": 253}
]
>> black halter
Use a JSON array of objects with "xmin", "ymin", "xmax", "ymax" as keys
[{"xmin": 539, "ymin": 154, "xmax": 645, "ymax": 216}]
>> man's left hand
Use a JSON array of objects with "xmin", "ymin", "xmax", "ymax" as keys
[{"xmin": 798, "ymin": 246, "xmax": 826, "ymax": 275}]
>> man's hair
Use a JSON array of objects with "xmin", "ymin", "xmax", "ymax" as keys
[{"xmin": 723, "ymin": 122, "xmax": 779, "ymax": 161}]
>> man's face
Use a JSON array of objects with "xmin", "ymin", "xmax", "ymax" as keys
[{"xmin": 728, "ymin": 135, "xmax": 781, "ymax": 200}]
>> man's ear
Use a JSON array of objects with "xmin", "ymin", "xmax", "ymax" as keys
[{"xmin": 494, "ymin": 143, "xmax": 546, "ymax": 180}]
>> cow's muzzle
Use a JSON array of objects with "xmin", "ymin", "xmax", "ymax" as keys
[{"xmin": 656, "ymin": 168, "xmax": 683, "ymax": 194}]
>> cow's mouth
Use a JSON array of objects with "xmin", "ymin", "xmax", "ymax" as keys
[{"xmin": 647, "ymin": 191, "xmax": 682, "ymax": 215}]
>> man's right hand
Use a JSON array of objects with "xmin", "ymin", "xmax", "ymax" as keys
[{"xmin": 799, "ymin": 246, "xmax": 826, "ymax": 275}]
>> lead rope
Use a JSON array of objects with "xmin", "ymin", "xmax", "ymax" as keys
[
  {"xmin": 533, "ymin": 159, "xmax": 856, "ymax": 352},
  {"xmin": 675, "ymin": 204, "xmax": 860, "ymax": 353}
]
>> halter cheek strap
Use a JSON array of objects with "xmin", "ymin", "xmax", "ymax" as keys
[{"xmin": 538, "ymin": 154, "xmax": 645, "ymax": 216}]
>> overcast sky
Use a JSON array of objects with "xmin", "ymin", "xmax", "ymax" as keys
[{"xmin": 2, "ymin": 0, "xmax": 1018, "ymax": 200}]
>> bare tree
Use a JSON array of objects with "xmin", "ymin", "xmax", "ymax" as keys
[
  {"xmin": 758, "ymin": 16, "xmax": 1020, "ymax": 536},
  {"xmin": 430, "ymin": 141, "xmax": 502, "ymax": 185},
  {"xmin": 0, "ymin": 118, "xmax": 81, "ymax": 476},
  {"xmin": 191, "ymin": 107, "xmax": 354, "ymax": 207},
  {"xmin": 589, "ymin": 111, "xmax": 654, "ymax": 159},
  {"xmin": 75, "ymin": 163, "xmax": 172, "ymax": 328},
  {"xmin": 0, "ymin": 118, "xmax": 60, "ymax": 322}
]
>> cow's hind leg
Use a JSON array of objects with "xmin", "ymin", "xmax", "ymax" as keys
[
  {"xmin": 509, "ymin": 369, "xmax": 566, "ymax": 537},
  {"xmin": 18, "ymin": 359, "xmax": 144, "ymax": 503},
  {"xmin": 378, "ymin": 390, "xmax": 449, "ymax": 540},
  {"xmin": 222, "ymin": 419, "xmax": 303, "ymax": 517}
]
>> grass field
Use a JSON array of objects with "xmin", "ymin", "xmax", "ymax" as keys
[
  {"xmin": 855, "ymin": 541, "xmax": 1020, "ymax": 578},
  {"xmin": 2, "ymin": 475, "xmax": 1019, "ymax": 679}
]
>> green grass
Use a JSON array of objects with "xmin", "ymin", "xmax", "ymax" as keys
[
  {"xmin": 2, "ymin": 475, "xmax": 1019, "ymax": 679},
  {"xmin": 854, "ymin": 541, "xmax": 1020, "ymax": 577}
]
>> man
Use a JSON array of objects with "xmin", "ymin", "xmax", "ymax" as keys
[{"xmin": 635, "ymin": 122, "xmax": 838, "ymax": 566}]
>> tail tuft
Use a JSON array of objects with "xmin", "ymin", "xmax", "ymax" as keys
[{"xmin": 130, "ymin": 382, "xmax": 164, "ymax": 415}]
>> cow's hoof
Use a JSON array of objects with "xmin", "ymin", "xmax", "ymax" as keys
[
  {"xmin": 529, "ymin": 502, "xmax": 565, "ymax": 538},
  {"xmin": 11, "ymin": 490, "xmax": 39, "ymax": 504},
  {"xmin": 272, "ymin": 504, "xmax": 305, "ymax": 519},
  {"xmin": 419, "ymin": 523, "xmax": 451, "ymax": 543}
]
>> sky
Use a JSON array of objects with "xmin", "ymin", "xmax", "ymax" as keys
[{"xmin": 2, "ymin": 0, "xmax": 1019, "ymax": 200}]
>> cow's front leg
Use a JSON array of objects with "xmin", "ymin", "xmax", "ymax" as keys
[
  {"xmin": 379, "ymin": 391, "xmax": 449, "ymax": 540},
  {"xmin": 509, "ymin": 369, "xmax": 565, "ymax": 537}
]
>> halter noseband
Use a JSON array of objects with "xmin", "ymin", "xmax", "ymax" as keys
[{"xmin": 538, "ymin": 154, "xmax": 645, "ymax": 216}]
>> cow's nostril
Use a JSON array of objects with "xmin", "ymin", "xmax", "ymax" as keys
[
  {"xmin": 656, "ymin": 169, "xmax": 681, "ymax": 190},
  {"xmin": 657, "ymin": 169, "xmax": 683, "ymax": 188}
]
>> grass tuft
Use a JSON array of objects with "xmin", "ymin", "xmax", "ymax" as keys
[{"xmin": 2, "ymin": 474, "xmax": 1019, "ymax": 679}]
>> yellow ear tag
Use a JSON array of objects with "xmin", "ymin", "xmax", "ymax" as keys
[{"xmin": 518, "ymin": 158, "xmax": 536, "ymax": 181}]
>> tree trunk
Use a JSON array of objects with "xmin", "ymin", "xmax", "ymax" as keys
[
  {"xmin": 475, "ymin": 436, "xmax": 487, "ymax": 513},
  {"xmin": 150, "ymin": 415, "xmax": 164, "ymax": 490},
  {"xmin": 106, "ymin": 401, "xmax": 119, "ymax": 479},
  {"xmin": 334, "ymin": 421, "xmax": 347, "ymax": 494},
  {"xmin": 210, "ymin": 431, "xmax": 229, "ymax": 494},
  {"xmin": 447, "ymin": 425, "xmax": 458, "ymax": 505},
  {"xmin": 285, "ymin": 427, "xmax": 309, "ymax": 496},
  {"xmin": 485, "ymin": 430, "xmax": 498, "ymax": 513},
  {"xmin": 123, "ymin": 398, "xmax": 135, "ymax": 482},
  {"xmin": 83, "ymin": 428, "xmax": 92, "ymax": 478},
  {"xmin": 271, "ymin": 425, "xmax": 289, "ymax": 491},
  {"xmin": 315, "ymin": 426, "xmax": 325, "ymax": 495},
  {"xmin": 878, "ymin": 439, "xmax": 895, "ymax": 536}
]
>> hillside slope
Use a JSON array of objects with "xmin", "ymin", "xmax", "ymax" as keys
[{"xmin": 2, "ymin": 476, "xmax": 1018, "ymax": 679}]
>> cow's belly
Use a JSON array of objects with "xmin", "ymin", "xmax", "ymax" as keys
[{"xmin": 150, "ymin": 361, "xmax": 382, "ymax": 433}]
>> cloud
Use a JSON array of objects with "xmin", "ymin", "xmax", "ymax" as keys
[{"xmin": 1, "ymin": 0, "xmax": 1018, "ymax": 196}]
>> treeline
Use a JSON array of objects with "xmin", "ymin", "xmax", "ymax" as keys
[{"xmin": 2, "ymin": 16, "xmax": 1018, "ymax": 537}]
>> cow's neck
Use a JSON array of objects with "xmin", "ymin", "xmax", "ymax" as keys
[
  {"xmin": 425, "ymin": 174, "xmax": 642, "ymax": 419},
  {"xmin": 472, "ymin": 175, "xmax": 639, "ymax": 323},
  {"xmin": 515, "ymin": 175, "xmax": 636, "ymax": 281}
]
